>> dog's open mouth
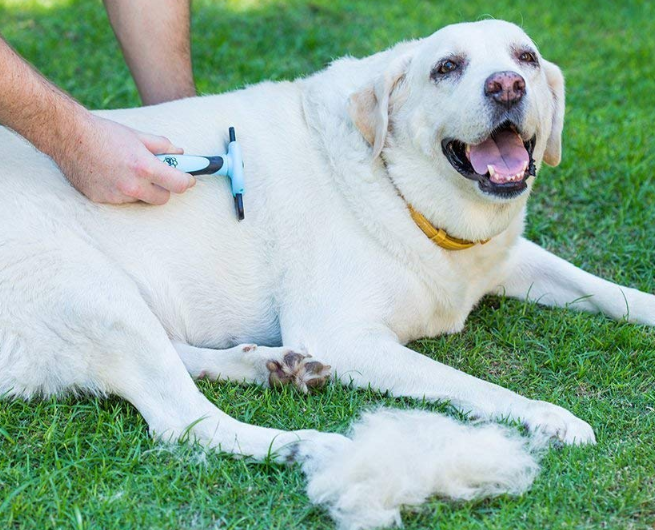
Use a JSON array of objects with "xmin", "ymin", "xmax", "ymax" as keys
[{"xmin": 442, "ymin": 121, "xmax": 536, "ymax": 198}]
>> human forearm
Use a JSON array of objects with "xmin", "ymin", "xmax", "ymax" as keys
[
  {"xmin": 0, "ymin": 37, "xmax": 90, "ymax": 163},
  {"xmin": 103, "ymin": 0, "xmax": 196, "ymax": 105},
  {"xmin": 0, "ymin": 36, "xmax": 194, "ymax": 205}
]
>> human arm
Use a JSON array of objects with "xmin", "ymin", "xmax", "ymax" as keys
[{"xmin": 0, "ymin": 36, "xmax": 195, "ymax": 205}]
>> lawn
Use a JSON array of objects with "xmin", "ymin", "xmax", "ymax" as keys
[{"xmin": 1, "ymin": 0, "xmax": 654, "ymax": 528}]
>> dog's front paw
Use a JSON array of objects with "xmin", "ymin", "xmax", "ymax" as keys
[
  {"xmin": 520, "ymin": 400, "xmax": 596, "ymax": 445},
  {"xmin": 266, "ymin": 351, "xmax": 331, "ymax": 393}
]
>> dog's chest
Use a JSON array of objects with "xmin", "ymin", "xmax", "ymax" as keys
[
  {"xmin": 385, "ymin": 274, "xmax": 475, "ymax": 343},
  {"xmin": 383, "ymin": 244, "xmax": 512, "ymax": 343}
]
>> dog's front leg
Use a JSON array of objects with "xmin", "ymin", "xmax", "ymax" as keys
[
  {"xmin": 304, "ymin": 328, "xmax": 595, "ymax": 445},
  {"xmin": 497, "ymin": 237, "xmax": 655, "ymax": 325}
]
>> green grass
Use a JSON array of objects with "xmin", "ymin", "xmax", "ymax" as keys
[{"xmin": 1, "ymin": 0, "xmax": 654, "ymax": 528}]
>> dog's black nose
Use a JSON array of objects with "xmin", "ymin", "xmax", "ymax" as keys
[{"xmin": 484, "ymin": 71, "xmax": 525, "ymax": 108}]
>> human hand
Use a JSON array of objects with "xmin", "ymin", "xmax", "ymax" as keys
[{"xmin": 57, "ymin": 114, "xmax": 195, "ymax": 205}]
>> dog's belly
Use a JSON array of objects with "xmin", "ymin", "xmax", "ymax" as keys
[
  {"xmin": 149, "ymin": 281, "xmax": 282, "ymax": 349},
  {"xmin": 81, "ymin": 183, "xmax": 285, "ymax": 348},
  {"xmin": 127, "ymin": 257, "xmax": 283, "ymax": 350}
]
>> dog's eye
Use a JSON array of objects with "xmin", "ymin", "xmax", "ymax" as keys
[
  {"xmin": 518, "ymin": 51, "xmax": 538, "ymax": 65},
  {"xmin": 436, "ymin": 59, "xmax": 459, "ymax": 74}
]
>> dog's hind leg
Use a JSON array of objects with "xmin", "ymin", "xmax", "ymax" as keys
[
  {"xmin": 497, "ymin": 237, "xmax": 655, "ymax": 325},
  {"xmin": 91, "ymin": 310, "xmax": 342, "ymax": 458},
  {"xmin": 0, "ymin": 246, "xmax": 344, "ymax": 461},
  {"xmin": 173, "ymin": 342, "xmax": 331, "ymax": 392}
]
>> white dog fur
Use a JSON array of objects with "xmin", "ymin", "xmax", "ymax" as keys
[
  {"xmin": 1, "ymin": 20, "xmax": 653, "ymax": 529},
  {"xmin": 305, "ymin": 409, "xmax": 544, "ymax": 529}
]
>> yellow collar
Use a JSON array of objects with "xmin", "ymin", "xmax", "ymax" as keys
[{"xmin": 407, "ymin": 204, "xmax": 489, "ymax": 251}]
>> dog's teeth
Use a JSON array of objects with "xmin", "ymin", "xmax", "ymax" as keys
[
  {"xmin": 487, "ymin": 165, "xmax": 496, "ymax": 178},
  {"xmin": 465, "ymin": 144, "xmax": 471, "ymax": 158}
]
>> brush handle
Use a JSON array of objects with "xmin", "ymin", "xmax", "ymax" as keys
[
  {"xmin": 155, "ymin": 126, "xmax": 244, "ymax": 220},
  {"xmin": 155, "ymin": 154, "xmax": 224, "ymax": 176}
]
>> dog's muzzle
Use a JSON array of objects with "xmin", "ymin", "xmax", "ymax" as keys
[{"xmin": 442, "ymin": 121, "xmax": 536, "ymax": 199}]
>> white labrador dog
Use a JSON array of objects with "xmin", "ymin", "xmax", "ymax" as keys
[{"xmin": 1, "ymin": 20, "xmax": 653, "ymax": 529}]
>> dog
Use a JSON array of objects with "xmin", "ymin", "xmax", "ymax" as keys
[{"xmin": 2, "ymin": 19, "xmax": 653, "ymax": 529}]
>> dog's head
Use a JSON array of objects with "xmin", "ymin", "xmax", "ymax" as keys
[{"xmin": 349, "ymin": 20, "xmax": 564, "ymax": 229}]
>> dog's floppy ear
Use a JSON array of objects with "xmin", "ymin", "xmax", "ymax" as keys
[
  {"xmin": 348, "ymin": 54, "xmax": 412, "ymax": 159},
  {"xmin": 542, "ymin": 59, "xmax": 565, "ymax": 166}
]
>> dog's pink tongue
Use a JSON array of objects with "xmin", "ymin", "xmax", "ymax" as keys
[{"xmin": 469, "ymin": 130, "xmax": 529, "ymax": 180}]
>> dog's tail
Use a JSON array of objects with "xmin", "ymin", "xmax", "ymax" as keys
[{"xmin": 298, "ymin": 408, "xmax": 542, "ymax": 530}]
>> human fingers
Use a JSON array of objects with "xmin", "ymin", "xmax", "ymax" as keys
[
  {"xmin": 146, "ymin": 158, "xmax": 196, "ymax": 193},
  {"xmin": 118, "ymin": 177, "xmax": 172, "ymax": 205},
  {"xmin": 135, "ymin": 131, "xmax": 184, "ymax": 155}
]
